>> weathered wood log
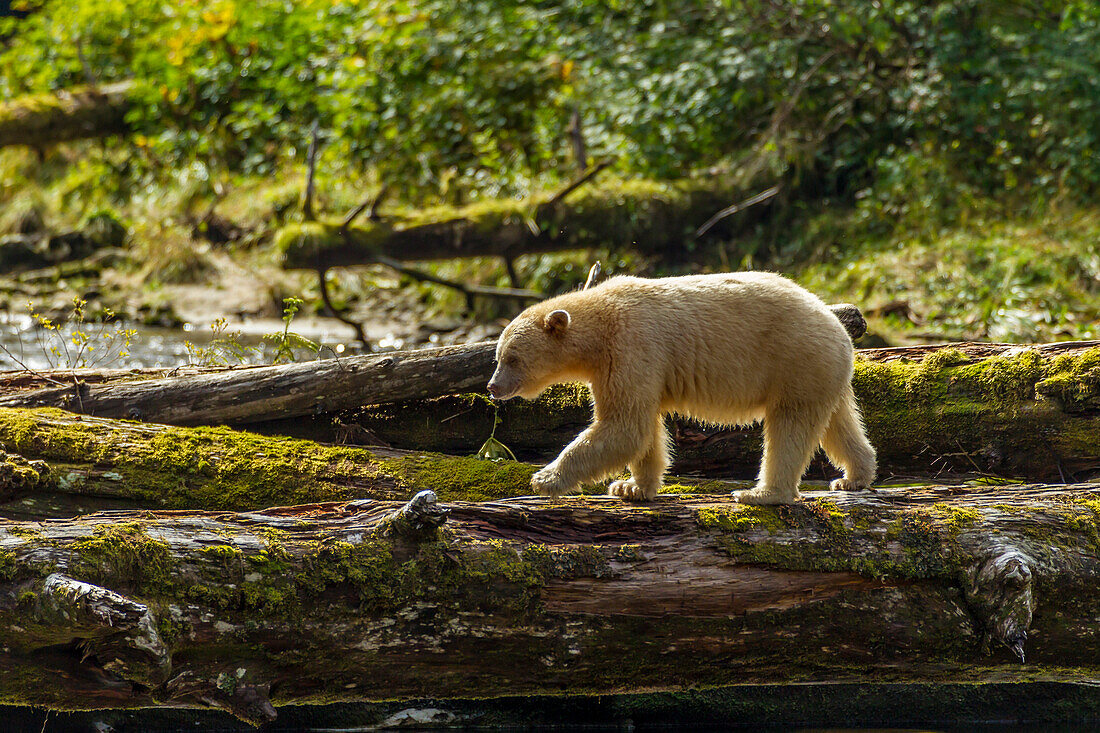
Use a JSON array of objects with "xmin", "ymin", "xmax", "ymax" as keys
[
  {"xmin": 0, "ymin": 342, "xmax": 499, "ymax": 426},
  {"xmin": 0, "ymin": 82, "xmax": 133, "ymax": 148},
  {"xmin": 274, "ymin": 178, "xmax": 767, "ymax": 270},
  {"xmin": 1, "ymin": 483, "xmax": 1098, "ymax": 724},
  {"xmin": 0, "ymin": 303, "xmax": 866, "ymax": 426}
]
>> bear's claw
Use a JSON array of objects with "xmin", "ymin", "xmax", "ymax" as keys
[
  {"xmin": 830, "ymin": 477, "xmax": 875, "ymax": 492},
  {"xmin": 531, "ymin": 466, "xmax": 571, "ymax": 498},
  {"xmin": 608, "ymin": 479, "xmax": 656, "ymax": 502}
]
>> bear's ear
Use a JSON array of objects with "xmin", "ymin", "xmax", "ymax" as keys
[{"xmin": 543, "ymin": 309, "xmax": 571, "ymax": 335}]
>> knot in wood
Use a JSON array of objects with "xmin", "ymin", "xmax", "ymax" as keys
[{"xmin": 388, "ymin": 490, "xmax": 449, "ymax": 536}]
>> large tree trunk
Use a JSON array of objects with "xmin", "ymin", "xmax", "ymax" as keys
[
  {"xmin": 0, "ymin": 483, "xmax": 1097, "ymax": 724},
  {"xmin": 0, "ymin": 82, "xmax": 133, "ymax": 148}
]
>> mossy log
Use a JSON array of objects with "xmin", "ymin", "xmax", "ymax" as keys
[
  {"xmin": 340, "ymin": 341, "xmax": 1100, "ymax": 483},
  {"xmin": 0, "ymin": 82, "xmax": 133, "ymax": 148},
  {"xmin": 0, "ymin": 406, "xmax": 542, "ymax": 519},
  {"xmin": 1, "ymin": 483, "xmax": 1099, "ymax": 724},
  {"xmin": 274, "ymin": 178, "xmax": 763, "ymax": 270}
]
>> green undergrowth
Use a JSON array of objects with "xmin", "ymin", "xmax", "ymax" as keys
[{"xmin": 798, "ymin": 210, "xmax": 1100, "ymax": 344}]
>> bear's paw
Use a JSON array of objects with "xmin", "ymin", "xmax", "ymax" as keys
[
  {"xmin": 531, "ymin": 466, "xmax": 572, "ymax": 498},
  {"xmin": 734, "ymin": 486, "xmax": 799, "ymax": 505},
  {"xmin": 608, "ymin": 479, "xmax": 657, "ymax": 502}
]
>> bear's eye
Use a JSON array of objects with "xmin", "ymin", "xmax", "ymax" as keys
[{"xmin": 504, "ymin": 355, "xmax": 520, "ymax": 368}]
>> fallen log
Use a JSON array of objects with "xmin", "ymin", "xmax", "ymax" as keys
[
  {"xmin": 0, "ymin": 81, "xmax": 133, "ymax": 148},
  {"xmin": 0, "ymin": 483, "xmax": 1098, "ymax": 724},
  {"xmin": 0, "ymin": 342, "xmax": 1097, "ymax": 490},
  {"xmin": 343, "ymin": 341, "xmax": 1100, "ymax": 482},
  {"xmin": 0, "ymin": 407, "xmax": 544, "ymax": 519},
  {"xmin": 0, "ymin": 303, "xmax": 866, "ymax": 426},
  {"xmin": 0, "ymin": 341, "xmax": 498, "ymax": 426},
  {"xmin": 274, "ymin": 178, "xmax": 765, "ymax": 270}
]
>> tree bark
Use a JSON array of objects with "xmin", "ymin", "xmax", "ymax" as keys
[
  {"xmin": 0, "ymin": 483, "xmax": 1098, "ymax": 724},
  {"xmin": 0, "ymin": 342, "xmax": 499, "ymax": 426},
  {"xmin": 0, "ymin": 303, "xmax": 865, "ymax": 427},
  {"xmin": 0, "ymin": 82, "xmax": 133, "ymax": 148}
]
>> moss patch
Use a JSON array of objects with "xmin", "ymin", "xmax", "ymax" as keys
[{"xmin": 69, "ymin": 521, "xmax": 174, "ymax": 590}]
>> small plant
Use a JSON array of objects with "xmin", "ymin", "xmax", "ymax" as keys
[
  {"xmin": 263, "ymin": 297, "xmax": 319, "ymax": 364},
  {"xmin": 184, "ymin": 317, "xmax": 259, "ymax": 367},
  {"xmin": 475, "ymin": 405, "xmax": 517, "ymax": 462},
  {"xmin": 18, "ymin": 298, "xmax": 136, "ymax": 370}
]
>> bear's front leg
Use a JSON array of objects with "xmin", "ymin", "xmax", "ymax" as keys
[
  {"xmin": 608, "ymin": 415, "xmax": 670, "ymax": 502},
  {"xmin": 531, "ymin": 411, "xmax": 654, "ymax": 498}
]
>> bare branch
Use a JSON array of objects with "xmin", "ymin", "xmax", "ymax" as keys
[
  {"xmin": 583, "ymin": 261, "xmax": 602, "ymax": 290},
  {"xmin": 695, "ymin": 185, "xmax": 781, "ymax": 238},
  {"xmin": 545, "ymin": 158, "xmax": 614, "ymax": 209}
]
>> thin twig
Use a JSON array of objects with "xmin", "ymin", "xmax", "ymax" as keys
[
  {"xmin": 315, "ymin": 267, "xmax": 369, "ymax": 347},
  {"xmin": 544, "ymin": 158, "xmax": 614, "ymax": 209},
  {"xmin": 567, "ymin": 107, "xmax": 587, "ymax": 175},
  {"xmin": 372, "ymin": 252, "xmax": 542, "ymax": 301},
  {"xmin": 342, "ymin": 186, "xmax": 388, "ymax": 229},
  {"xmin": 695, "ymin": 185, "xmax": 781, "ymax": 237},
  {"xmin": 302, "ymin": 121, "xmax": 321, "ymax": 221},
  {"xmin": 367, "ymin": 184, "xmax": 388, "ymax": 221},
  {"xmin": 502, "ymin": 256, "xmax": 521, "ymax": 289}
]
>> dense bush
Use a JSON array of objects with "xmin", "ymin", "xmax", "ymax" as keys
[{"xmin": 3, "ymin": 0, "xmax": 1100, "ymax": 204}]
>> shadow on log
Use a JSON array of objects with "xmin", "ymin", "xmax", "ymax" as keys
[{"xmin": 0, "ymin": 483, "xmax": 1098, "ymax": 724}]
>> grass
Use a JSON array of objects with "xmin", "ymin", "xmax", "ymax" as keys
[{"xmin": 797, "ymin": 210, "xmax": 1100, "ymax": 344}]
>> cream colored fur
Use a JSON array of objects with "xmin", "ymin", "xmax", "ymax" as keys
[{"xmin": 486, "ymin": 272, "xmax": 877, "ymax": 504}]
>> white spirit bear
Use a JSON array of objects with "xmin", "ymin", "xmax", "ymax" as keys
[{"xmin": 486, "ymin": 272, "xmax": 876, "ymax": 505}]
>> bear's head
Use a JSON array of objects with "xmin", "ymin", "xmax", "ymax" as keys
[{"xmin": 487, "ymin": 308, "xmax": 574, "ymax": 400}]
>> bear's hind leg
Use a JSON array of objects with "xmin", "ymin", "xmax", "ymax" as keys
[
  {"xmin": 736, "ymin": 400, "xmax": 831, "ymax": 505},
  {"xmin": 609, "ymin": 415, "xmax": 670, "ymax": 502},
  {"xmin": 821, "ymin": 385, "xmax": 876, "ymax": 491}
]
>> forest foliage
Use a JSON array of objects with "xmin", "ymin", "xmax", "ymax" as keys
[{"xmin": 4, "ymin": 0, "xmax": 1100, "ymax": 208}]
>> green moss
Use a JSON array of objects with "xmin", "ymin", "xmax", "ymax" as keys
[
  {"xmin": 69, "ymin": 521, "xmax": 174, "ymax": 589},
  {"xmin": 0, "ymin": 550, "xmax": 16, "ymax": 582},
  {"xmin": 929, "ymin": 503, "xmax": 982, "ymax": 534},
  {"xmin": 378, "ymin": 452, "xmax": 535, "ymax": 502},
  {"xmin": 1036, "ymin": 347, "xmax": 1100, "ymax": 412},
  {"xmin": 696, "ymin": 505, "xmax": 785, "ymax": 534},
  {"xmin": 0, "ymin": 408, "xmax": 539, "ymax": 510}
]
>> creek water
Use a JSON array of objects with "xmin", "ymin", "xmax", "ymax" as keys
[{"xmin": 0, "ymin": 312, "xmax": 372, "ymax": 371}]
